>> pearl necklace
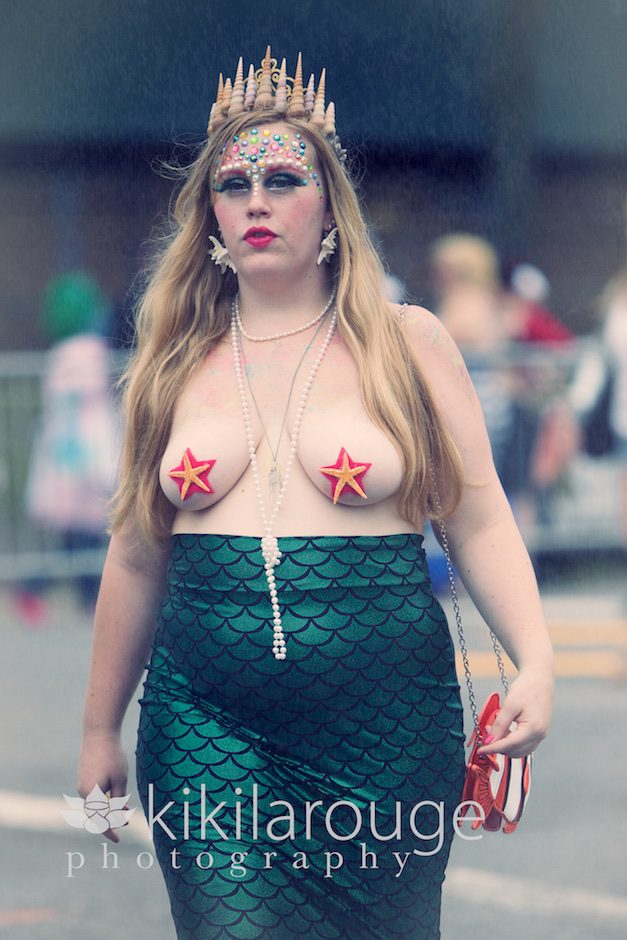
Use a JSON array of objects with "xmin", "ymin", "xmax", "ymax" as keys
[
  {"xmin": 234, "ymin": 291, "xmax": 335, "ymax": 342},
  {"xmin": 231, "ymin": 297, "xmax": 338, "ymax": 660}
]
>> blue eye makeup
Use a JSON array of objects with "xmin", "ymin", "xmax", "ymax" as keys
[
  {"xmin": 213, "ymin": 171, "xmax": 308, "ymax": 194},
  {"xmin": 213, "ymin": 175, "xmax": 249, "ymax": 193},
  {"xmin": 266, "ymin": 172, "xmax": 308, "ymax": 189}
]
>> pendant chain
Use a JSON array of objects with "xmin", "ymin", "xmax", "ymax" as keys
[
  {"xmin": 239, "ymin": 311, "xmax": 330, "ymax": 506},
  {"xmin": 231, "ymin": 296, "xmax": 338, "ymax": 660}
]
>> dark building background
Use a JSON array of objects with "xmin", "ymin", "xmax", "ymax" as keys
[{"xmin": 2, "ymin": 0, "xmax": 627, "ymax": 347}]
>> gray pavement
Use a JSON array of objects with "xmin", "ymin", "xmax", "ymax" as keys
[{"xmin": 1, "ymin": 566, "xmax": 626, "ymax": 939}]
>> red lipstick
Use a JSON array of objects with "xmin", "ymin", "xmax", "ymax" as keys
[{"xmin": 243, "ymin": 226, "xmax": 277, "ymax": 248}]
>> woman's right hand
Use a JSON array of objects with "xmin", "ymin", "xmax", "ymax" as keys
[{"xmin": 76, "ymin": 730, "xmax": 130, "ymax": 843}]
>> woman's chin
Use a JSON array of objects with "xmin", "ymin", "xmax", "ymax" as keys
[{"xmin": 235, "ymin": 255, "xmax": 316, "ymax": 282}]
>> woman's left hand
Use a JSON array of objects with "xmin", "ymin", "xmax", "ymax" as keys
[{"xmin": 476, "ymin": 665, "xmax": 554, "ymax": 759}]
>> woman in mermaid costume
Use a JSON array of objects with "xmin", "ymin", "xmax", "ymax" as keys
[{"xmin": 76, "ymin": 47, "xmax": 554, "ymax": 939}]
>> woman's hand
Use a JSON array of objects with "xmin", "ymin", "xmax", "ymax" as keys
[
  {"xmin": 476, "ymin": 665, "xmax": 554, "ymax": 759},
  {"xmin": 76, "ymin": 730, "xmax": 130, "ymax": 843}
]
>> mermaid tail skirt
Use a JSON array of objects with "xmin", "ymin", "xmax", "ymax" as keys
[{"xmin": 135, "ymin": 534, "xmax": 465, "ymax": 939}]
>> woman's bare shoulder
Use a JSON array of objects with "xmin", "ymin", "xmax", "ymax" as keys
[
  {"xmin": 387, "ymin": 301, "xmax": 448, "ymax": 338},
  {"xmin": 390, "ymin": 303, "xmax": 476, "ymax": 399},
  {"xmin": 392, "ymin": 303, "xmax": 496, "ymax": 484}
]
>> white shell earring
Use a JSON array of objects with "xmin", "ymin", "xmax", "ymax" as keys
[
  {"xmin": 208, "ymin": 235, "xmax": 237, "ymax": 273},
  {"xmin": 317, "ymin": 226, "xmax": 338, "ymax": 265}
]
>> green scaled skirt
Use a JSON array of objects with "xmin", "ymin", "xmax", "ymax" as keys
[{"xmin": 135, "ymin": 533, "xmax": 465, "ymax": 939}]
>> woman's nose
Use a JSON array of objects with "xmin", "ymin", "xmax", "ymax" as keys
[{"xmin": 246, "ymin": 184, "xmax": 271, "ymax": 217}]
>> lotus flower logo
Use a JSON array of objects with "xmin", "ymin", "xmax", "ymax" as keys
[{"xmin": 61, "ymin": 785, "xmax": 135, "ymax": 834}]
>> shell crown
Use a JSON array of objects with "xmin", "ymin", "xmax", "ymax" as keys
[{"xmin": 207, "ymin": 46, "xmax": 347, "ymax": 165}]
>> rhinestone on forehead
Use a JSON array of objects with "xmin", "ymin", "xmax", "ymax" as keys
[{"xmin": 212, "ymin": 127, "xmax": 323, "ymax": 198}]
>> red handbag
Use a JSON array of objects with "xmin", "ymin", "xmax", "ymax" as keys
[
  {"xmin": 457, "ymin": 692, "xmax": 532, "ymax": 833},
  {"xmin": 432, "ymin": 477, "xmax": 533, "ymax": 834}
]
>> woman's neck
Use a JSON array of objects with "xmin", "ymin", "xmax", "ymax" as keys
[{"xmin": 235, "ymin": 274, "xmax": 333, "ymax": 335}]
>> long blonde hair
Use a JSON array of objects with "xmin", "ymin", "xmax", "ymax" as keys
[{"xmin": 110, "ymin": 109, "xmax": 463, "ymax": 545}]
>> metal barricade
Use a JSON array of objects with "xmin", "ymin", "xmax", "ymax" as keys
[
  {"xmin": 0, "ymin": 351, "xmax": 122, "ymax": 582},
  {"xmin": 460, "ymin": 339, "xmax": 624, "ymax": 553},
  {"xmin": 0, "ymin": 341, "xmax": 622, "ymax": 583}
]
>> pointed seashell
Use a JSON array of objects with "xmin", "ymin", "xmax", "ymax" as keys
[
  {"xmin": 305, "ymin": 73, "xmax": 315, "ymax": 113},
  {"xmin": 275, "ymin": 58, "xmax": 288, "ymax": 114},
  {"xmin": 208, "ymin": 236, "xmax": 237, "ymax": 273},
  {"xmin": 228, "ymin": 57, "xmax": 245, "ymax": 116},
  {"xmin": 310, "ymin": 68, "xmax": 326, "ymax": 127},
  {"xmin": 316, "ymin": 226, "xmax": 338, "ymax": 265},
  {"xmin": 211, "ymin": 73, "xmax": 226, "ymax": 132},
  {"xmin": 256, "ymin": 44, "xmax": 274, "ymax": 108},
  {"xmin": 221, "ymin": 77, "xmax": 232, "ymax": 115},
  {"xmin": 323, "ymin": 101, "xmax": 336, "ymax": 136},
  {"xmin": 209, "ymin": 73, "xmax": 225, "ymax": 131},
  {"xmin": 287, "ymin": 52, "xmax": 306, "ymax": 117},
  {"xmin": 244, "ymin": 63, "xmax": 256, "ymax": 110},
  {"xmin": 216, "ymin": 73, "xmax": 224, "ymax": 111}
]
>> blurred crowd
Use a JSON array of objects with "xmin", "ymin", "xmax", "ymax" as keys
[
  {"xmin": 427, "ymin": 233, "xmax": 577, "ymax": 527},
  {"xmin": 389, "ymin": 231, "xmax": 627, "ymax": 549}
]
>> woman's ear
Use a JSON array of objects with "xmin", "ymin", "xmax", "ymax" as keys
[{"xmin": 323, "ymin": 211, "xmax": 336, "ymax": 233}]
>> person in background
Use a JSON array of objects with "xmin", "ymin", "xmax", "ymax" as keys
[
  {"xmin": 500, "ymin": 260, "xmax": 579, "ymax": 526},
  {"xmin": 426, "ymin": 234, "xmax": 517, "ymax": 584},
  {"xmin": 429, "ymin": 234, "xmax": 578, "ymax": 532},
  {"xmin": 501, "ymin": 261, "xmax": 575, "ymax": 345},
  {"xmin": 18, "ymin": 272, "xmax": 119, "ymax": 622},
  {"xmin": 428, "ymin": 234, "xmax": 517, "ymax": 489}
]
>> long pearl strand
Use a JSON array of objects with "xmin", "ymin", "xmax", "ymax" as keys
[
  {"xmin": 231, "ymin": 299, "xmax": 338, "ymax": 660},
  {"xmin": 234, "ymin": 291, "xmax": 335, "ymax": 343}
]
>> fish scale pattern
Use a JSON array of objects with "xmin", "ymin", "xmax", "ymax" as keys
[{"xmin": 135, "ymin": 533, "xmax": 466, "ymax": 939}]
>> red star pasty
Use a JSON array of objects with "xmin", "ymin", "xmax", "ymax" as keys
[
  {"xmin": 168, "ymin": 448, "xmax": 216, "ymax": 500},
  {"xmin": 319, "ymin": 447, "xmax": 371, "ymax": 504}
]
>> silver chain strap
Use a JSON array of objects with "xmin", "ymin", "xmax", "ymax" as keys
[{"xmin": 429, "ymin": 462, "xmax": 509, "ymax": 737}]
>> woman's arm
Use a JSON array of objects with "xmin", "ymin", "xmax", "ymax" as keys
[
  {"xmin": 77, "ymin": 523, "xmax": 171, "ymax": 841},
  {"xmin": 81, "ymin": 525, "xmax": 171, "ymax": 735},
  {"xmin": 404, "ymin": 305, "xmax": 554, "ymax": 758}
]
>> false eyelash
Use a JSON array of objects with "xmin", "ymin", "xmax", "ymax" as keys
[
  {"xmin": 268, "ymin": 172, "xmax": 307, "ymax": 186},
  {"xmin": 213, "ymin": 178, "xmax": 248, "ymax": 193}
]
